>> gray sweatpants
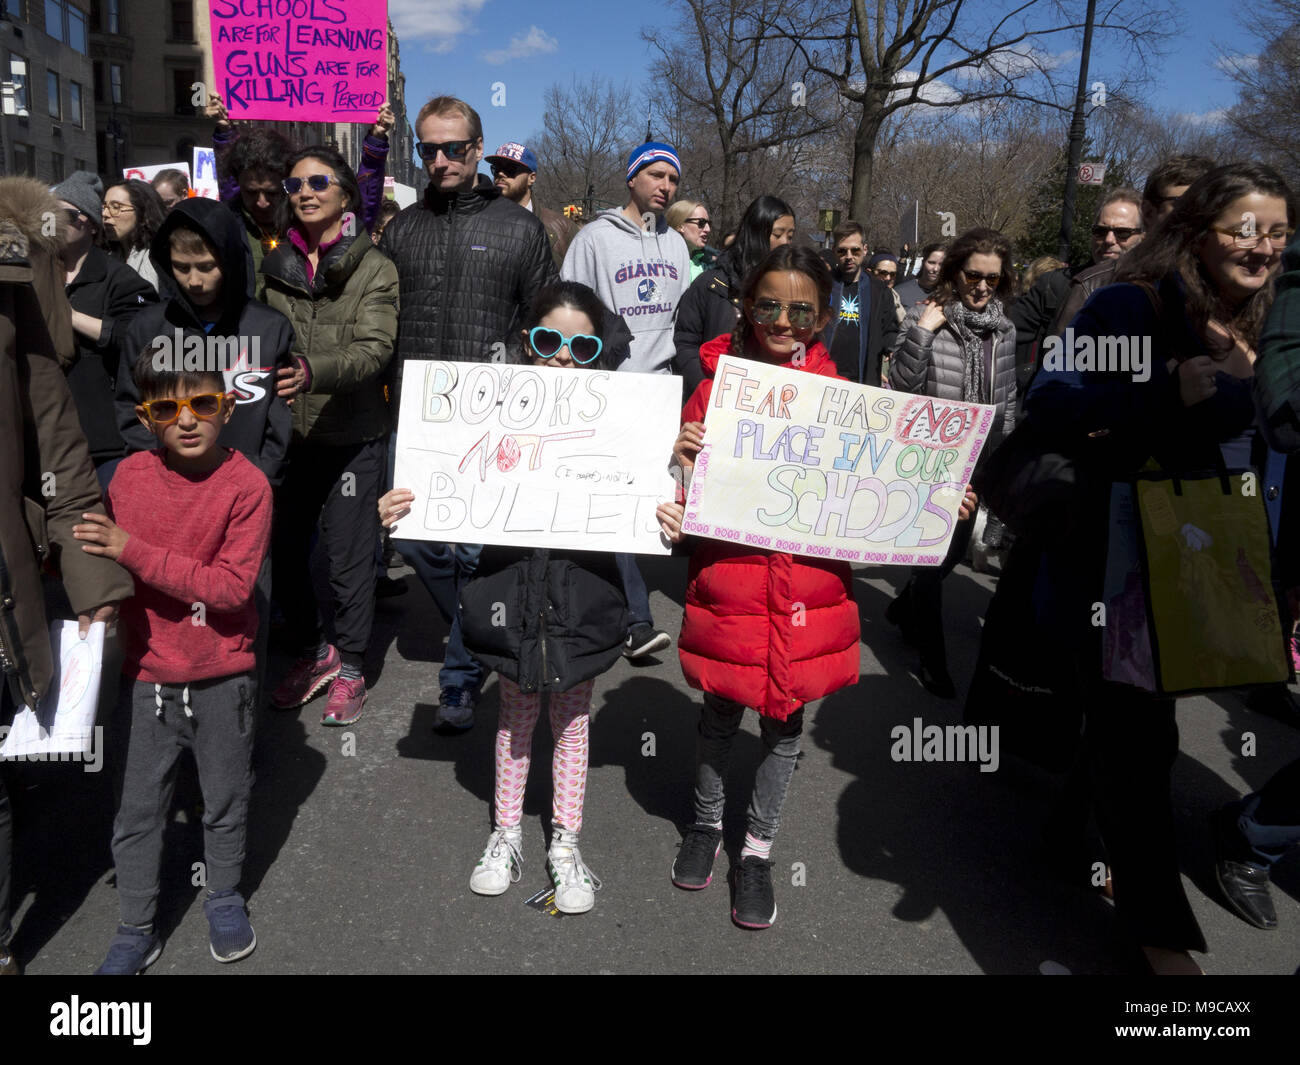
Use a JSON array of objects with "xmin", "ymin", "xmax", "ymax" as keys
[
  {"xmin": 111, "ymin": 673, "xmax": 255, "ymax": 928},
  {"xmin": 693, "ymin": 693, "xmax": 805, "ymax": 843}
]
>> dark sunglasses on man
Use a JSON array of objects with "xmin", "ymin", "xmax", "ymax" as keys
[
  {"xmin": 417, "ymin": 139, "xmax": 476, "ymax": 162},
  {"xmin": 1091, "ymin": 224, "xmax": 1141, "ymax": 242},
  {"xmin": 491, "ymin": 162, "xmax": 529, "ymax": 180}
]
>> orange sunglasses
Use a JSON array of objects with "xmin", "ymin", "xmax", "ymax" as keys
[{"xmin": 140, "ymin": 393, "xmax": 227, "ymax": 425}]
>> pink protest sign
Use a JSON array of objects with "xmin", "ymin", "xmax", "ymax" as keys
[{"xmin": 209, "ymin": 0, "xmax": 387, "ymax": 123}]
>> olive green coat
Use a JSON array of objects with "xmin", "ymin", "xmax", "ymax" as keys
[{"xmin": 261, "ymin": 232, "xmax": 399, "ymax": 445}]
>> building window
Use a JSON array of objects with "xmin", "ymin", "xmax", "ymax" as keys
[
  {"xmin": 170, "ymin": 1, "xmax": 193, "ymax": 43},
  {"xmin": 13, "ymin": 143, "xmax": 36, "ymax": 176},
  {"xmin": 5, "ymin": 55, "xmax": 29, "ymax": 116},
  {"xmin": 109, "ymin": 0, "xmax": 119, "ymax": 33},
  {"xmin": 69, "ymin": 81, "xmax": 81, "ymax": 125},
  {"xmin": 50, "ymin": 151, "xmax": 64, "ymax": 182},
  {"xmin": 44, "ymin": 0, "xmax": 62, "ymax": 41},
  {"xmin": 93, "ymin": 59, "xmax": 102, "ymax": 102},
  {"xmin": 68, "ymin": 6, "xmax": 86, "ymax": 53},
  {"xmin": 172, "ymin": 67, "xmax": 195, "ymax": 115},
  {"xmin": 110, "ymin": 62, "xmax": 122, "ymax": 105},
  {"xmin": 47, "ymin": 69, "xmax": 59, "ymax": 119},
  {"xmin": 74, "ymin": 157, "xmax": 86, "ymax": 171}
]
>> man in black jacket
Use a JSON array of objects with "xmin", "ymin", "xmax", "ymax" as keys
[
  {"xmin": 54, "ymin": 171, "xmax": 157, "ymax": 489},
  {"xmin": 822, "ymin": 221, "xmax": 898, "ymax": 387},
  {"xmin": 380, "ymin": 94, "xmax": 558, "ymax": 733}
]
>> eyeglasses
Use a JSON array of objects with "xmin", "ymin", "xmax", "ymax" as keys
[
  {"xmin": 1208, "ymin": 224, "xmax": 1295, "ymax": 250},
  {"xmin": 417, "ymin": 139, "xmax": 475, "ymax": 162},
  {"xmin": 491, "ymin": 163, "xmax": 529, "ymax": 180},
  {"xmin": 748, "ymin": 299, "xmax": 818, "ymax": 330},
  {"xmin": 282, "ymin": 174, "xmax": 335, "ymax": 195},
  {"xmin": 836, "ymin": 246, "xmax": 864, "ymax": 257},
  {"xmin": 960, "ymin": 268, "xmax": 1001, "ymax": 288},
  {"xmin": 873, "ymin": 268, "xmax": 897, "ymax": 280},
  {"xmin": 62, "ymin": 208, "xmax": 86, "ymax": 224},
  {"xmin": 683, "ymin": 217, "xmax": 711, "ymax": 229},
  {"xmin": 529, "ymin": 327, "xmax": 602, "ymax": 364},
  {"xmin": 103, "ymin": 201, "xmax": 135, "ymax": 215},
  {"xmin": 1091, "ymin": 225, "xmax": 1141, "ymax": 242},
  {"xmin": 140, "ymin": 393, "xmax": 226, "ymax": 425}
]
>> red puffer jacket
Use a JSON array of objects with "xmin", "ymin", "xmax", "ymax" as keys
[{"xmin": 678, "ymin": 334, "xmax": 861, "ymax": 720}]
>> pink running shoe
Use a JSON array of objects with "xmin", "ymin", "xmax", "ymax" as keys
[
  {"xmin": 270, "ymin": 646, "xmax": 341, "ymax": 709},
  {"xmin": 321, "ymin": 674, "xmax": 366, "ymax": 727}
]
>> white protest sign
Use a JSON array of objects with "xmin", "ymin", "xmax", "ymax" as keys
[
  {"xmin": 393, "ymin": 360, "xmax": 682, "ymax": 553},
  {"xmin": 192, "ymin": 147, "xmax": 220, "ymax": 199},
  {"xmin": 122, "ymin": 161, "xmax": 191, "ymax": 184},
  {"xmin": 682, "ymin": 355, "xmax": 995, "ymax": 566},
  {"xmin": 0, "ymin": 620, "xmax": 104, "ymax": 758}
]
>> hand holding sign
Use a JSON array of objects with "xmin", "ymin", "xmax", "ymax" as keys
[
  {"xmin": 371, "ymin": 102, "xmax": 395, "ymax": 140},
  {"xmin": 205, "ymin": 92, "xmax": 231, "ymax": 130}
]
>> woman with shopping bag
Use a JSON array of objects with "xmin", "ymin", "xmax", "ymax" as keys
[{"xmin": 1021, "ymin": 163, "xmax": 1295, "ymax": 973}]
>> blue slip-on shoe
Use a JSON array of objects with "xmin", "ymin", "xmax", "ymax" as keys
[
  {"xmin": 204, "ymin": 890, "xmax": 257, "ymax": 963},
  {"xmin": 95, "ymin": 925, "xmax": 162, "ymax": 974}
]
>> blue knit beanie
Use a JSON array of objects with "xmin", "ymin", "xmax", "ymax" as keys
[{"xmin": 626, "ymin": 142, "xmax": 681, "ymax": 182}]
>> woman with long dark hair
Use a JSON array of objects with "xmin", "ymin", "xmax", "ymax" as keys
[
  {"xmin": 887, "ymin": 227, "xmax": 1018, "ymax": 696},
  {"xmin": 261, "ymin": 145, "xmax": 398, "ymax": 728},
  {"xmin": 1022, "ymin": 162, "xmax": 1296, "ymax": 972},
  {"xmin": 102, "ymin": 179, "xmax": 166, "ymax": 291},
  {"xmin": 672, "ymin": 194, "xmax": 795, "ymax": 398}
]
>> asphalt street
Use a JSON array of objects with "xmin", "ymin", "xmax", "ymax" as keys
[{"xmin": 7, "ymin": 553, "xmax": 1299, "ymax": 975}]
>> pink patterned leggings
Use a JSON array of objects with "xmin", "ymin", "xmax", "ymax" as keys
[{"xmin": 494, "ymin": 676, "xmax": 593, "ymax": 833}]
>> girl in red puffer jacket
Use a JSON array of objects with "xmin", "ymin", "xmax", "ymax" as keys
[{"xmin": 656, "ymin": 244, "xmax": 861, "ymax": 930}]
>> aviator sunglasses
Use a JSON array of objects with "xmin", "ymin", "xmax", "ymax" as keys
[
  {"xmin": 141, "ymin": 393, "xmax": 226, "ymax": 425},
  {"xmin": 747, "ymin": 298, "xmax": 818, "ymax": 330},
  {"xmin": 528, "ymin": 327, "xmax": 602, "ymax": 364}
]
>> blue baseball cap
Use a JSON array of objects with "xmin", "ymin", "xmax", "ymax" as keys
[{"xmin": 486, "ymin": 142, "xmax": 538, "ymax": 173}]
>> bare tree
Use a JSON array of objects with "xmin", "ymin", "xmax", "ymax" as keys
[
  {"xmin": 529, "ymin": 76, "xmax": 639, "ymax": 216},
  {"xmin": 1220, "ymin": 0, "xmax": 1300, "ymax": 186},
  {"xmin": 772, "ymin": 0, "xmax": 1176, "ymax": 221},
  {"xmin": 643, "ymin": 0, "xmax": 845, "ymax": 234}
]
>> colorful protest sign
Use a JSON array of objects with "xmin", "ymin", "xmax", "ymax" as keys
[
  {"xmin": 209, "ymin": 0, "xmax": 387, "ymax": 123},
  {"xmin": 122, "ymin": 161, "xmax": 190, "ymax": 184},
  {"xmin": 192, "ymin": 147, "xmax": 219, "ymax": 199},
  {"xmin": 682, "ymin": 355, "xmax": 995, "ymax": 566},
  {"xmin": 393, "ymin": 361, "xmax": 682, "ymax": 554}
]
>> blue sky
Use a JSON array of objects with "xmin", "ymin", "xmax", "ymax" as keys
[{"xmin": 389, "ymin": 0, "xmax": 1245, "ymax": 165}]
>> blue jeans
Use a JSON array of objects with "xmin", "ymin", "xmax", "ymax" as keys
[
  {"xmin": 395, "ymin": 538, "xmax": 483, "ymax": 693},
  {"xmin": 615, "ymin": 553, "xmax": 652, "ymax": 628}
]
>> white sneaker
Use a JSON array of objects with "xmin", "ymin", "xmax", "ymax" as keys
[
  {"xmin": 470, "ymin": 828, "xmax": 523, "ymax": 896},
  {"xmin": 547, "ymin": 828, "xmax": 601, "ymax": 914}
]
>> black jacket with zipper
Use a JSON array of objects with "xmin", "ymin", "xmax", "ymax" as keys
[
  {"xmin": 379, "ymin": 173, "xmax": 557, "ymax": 368},
  {"xmin": 459, "ymin": 547, "xmax": 626, "ymax": 693},
  {"xmin": 64, "ymin": 245, "xmax": 158, "ymax": 462}
]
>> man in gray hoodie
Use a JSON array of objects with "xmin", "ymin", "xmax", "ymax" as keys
[{"xmin": 561, "ymin": 141, "xmax": 692, "ymax": 658}]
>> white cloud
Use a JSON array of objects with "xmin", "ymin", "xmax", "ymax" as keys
[
  {"xmin": 883, "ymin": 70, "xmax": 963, "ymax": 105},
  {"xmin": 1215, "ymin": 53, "xmax": 1259, "ymax": 73},
  {"xmin": 389, "ymin": 0, "xmax": 489, "ymax": 52},
  {"xmin": 481, "ymin": 26, "xmax": 560, "ymax": 65},
  {"xmin": 1180, "ymin": 108, "xmax": 1228, "ymax": 127}
]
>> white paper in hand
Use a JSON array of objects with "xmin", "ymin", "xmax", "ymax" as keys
[{"xmin": 0, "ymin": 620, "xmax": 104, "ymax": 759}]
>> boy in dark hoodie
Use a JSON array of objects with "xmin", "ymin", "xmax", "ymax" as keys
[{"xmin": 114, "ymin": 198, "xmax": 293, "ymax": 485}]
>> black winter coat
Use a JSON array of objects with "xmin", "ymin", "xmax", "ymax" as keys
[
  {"xmin": 460, "ymin": 547, "xmax": 627, "ymax": 693},
  {"xmin": 672, "ymin": 258, "xmax": 744, "ymax": 399},
  {"xmin": 378, "ymin": 174, "xmax": 557, "ymax": 367},
  {"xmin": 115, "ymin": 198, "xmax": 295, "ymax": 485},
  {"xmin": 64, "ymin": 246, "xmax": 158, "ymax": 462}
]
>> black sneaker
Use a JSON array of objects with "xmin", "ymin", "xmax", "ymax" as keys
[
  {"xmin": 732, "ymin": 855, "xmax": 777, "ymax": 929},
  {"xmin": 624, "ymin": 623, "xmax": 671, "ymax": 660},
  {"xmin": 672, "ymin": 824, "xmax": 723, "ymax": 889}
]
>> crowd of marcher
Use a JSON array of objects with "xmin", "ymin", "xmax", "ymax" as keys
[{"xmin": 1, "ymin": 91, "xmax": 1298, "ymax": 976}]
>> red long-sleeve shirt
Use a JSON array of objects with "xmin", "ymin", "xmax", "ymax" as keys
[{"xmin": 108, "ymin": 448, "xmax": 271, "ymax": 684}]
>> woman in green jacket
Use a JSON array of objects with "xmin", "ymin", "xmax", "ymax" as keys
[{"xmin": 260, "ymin": 146, "xmax": 399, "ymax": 728}]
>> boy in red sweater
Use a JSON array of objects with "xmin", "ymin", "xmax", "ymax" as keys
[{"xmin": 74, "ymin": 346, "xmax": 271, "ymax": 973}]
